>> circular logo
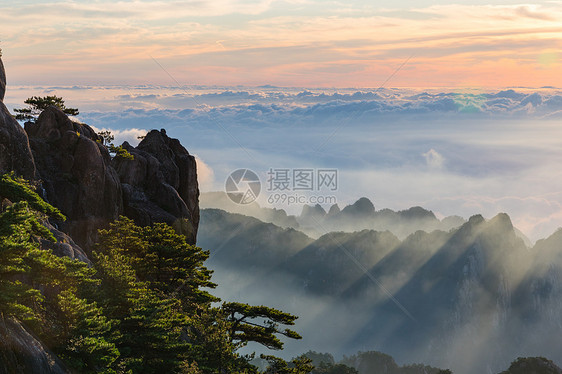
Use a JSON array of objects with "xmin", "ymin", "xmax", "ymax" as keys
[{"xmin": 225, "ymin": 169, "xmax": 261, "ymax": 205}]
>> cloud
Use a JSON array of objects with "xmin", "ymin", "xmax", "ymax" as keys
[
  {"xmin": 515, "ymin": 5, "xmax": 555, "ymax": 21},
  {"xmin": 2, "ymin": 2, "xmax": 562, "ymax": 87},
  {"xmin": 422, "ymin": 149, "xmax": 444, "ymax": 169},
  {"xmin": 8, "ymin": 84, "xmax": 562, "ymax": 241},
  {"xmin": 89, "ymin": 125, "xmax": 147, "ymax": 147},
  {"xmin": 195, "ymin": 156, "xmax": 216, "ymax": 192}
]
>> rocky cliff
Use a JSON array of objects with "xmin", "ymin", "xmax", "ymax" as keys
[
  {"xmin": 114, "ymin": 129, "xmax": 199, "ymax": 244},
  {"xmin": 0, "ymin": 58, "xmax": 36, "ymax": 180},
  {"xmin": 0, "ymin": 56, "xmax": 199, "ymax": 251},
  {"xmin": 0, "ymin": 55, "xmax": 200, "ymax": 373},
  {"xmin": 25, "ymin": 107, "xmax": 124, "ymax": 251},
  {"xmin": 0, "ymin": 319, "xmax": 67, "ymax": 374}
]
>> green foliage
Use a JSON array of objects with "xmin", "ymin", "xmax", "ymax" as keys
[
  {"xmin": 96, "ymin": 217, "xmax": 217, "ymax": 309},
  {"xmin": 302, "ymin": 351, "xmax": 335, "ymax": 368},
  {"xmin": 340, "ymin": 351, "xmax": 444, "ymax": 374},
  {"xmin": 111, "ymin": 145, "xmax": 134, "ymax": 160},
  {"xmin": 53, "ymin": 290, "xmax": 119, "ymax": 373},
  {"xmin": 261, "ymin": 355, "xmax": 314, "ymax": 374},
  {"xmin": 0, "ymin": 175, "xmax": 114, "ymax": 372},
  {"xmin": 97, "ymin": 129, "xmax": 134, "ymax": 160},
  {"xmin": 223, "ymin": 302, "xmax": 302, "ymax": 350},
  {"xmin": 0, "ymin": 172, "xmax": 65, "ymax": 221},
  {"xmin": 0, "ymin": 178, "xmax": 116, "ymax": 373},
  {"xmin": 0, "ymin": 202, "xmax": 46, "ymax": 322},
  {"xmin": 0, "ymin": 178, "xmax": 308, "ymax": 374},
  {"xmin": 89, "ymin": 217, "xmax": 308, "ymax": 373},
  {"xmin": 98, "ymin": 130, "xmax": 115, "ymax": 146},
  {"xmin": 14, "ymin": 95, "xmax": 79, "ymax": 122},
  {"xmin": 302, "ymin": 352, "xmax": 356, "ymax": 374},
  {"xmin": 91, "ymin": 247, "xmax": 189, "ymax": 373},
  {"xmin": 312, "ymin": 363, "xmax": 358, "ymax": 374},
  {"xmin": 91, "ymin": 217, "xmax": 283, "ymax": 373}
]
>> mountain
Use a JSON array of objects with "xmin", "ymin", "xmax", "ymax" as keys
[
  {"xmin": 306, "ymin": 198, "xmax": 466, "ymax": 239},
  {"xmin": 0, "ymin": 56, "xmax": 201, "ymax": 372},
  {"xmin": 200, "ymin": 191, "xmax": 300, "ymax": 228},
  {"xmin": 280, "ymin": 229, "xmax": 401, "ymax": 296},
  {"xmin": 8, "ymin": 108, "xmax": 200, "ymax": 251},
  {"xmin": 0, "ymin": 58, "xmax": 36, "ymax": 181},
  {"xmin": 201, "ymin": 193, "xmax": 466, "ymax": 239},
  {"xmin": 196, "ymin": 207, "xmax": 562, "ymax": 374},
  {"xmin": 199, "ymin": 208, "xmax": 313, "ymax": 270},
  {"xmin": 2, "ymin": 53, "xmax": 561, "ymax": 373}
]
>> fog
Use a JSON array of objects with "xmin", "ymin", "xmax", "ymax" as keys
[
  {"xmin": 26, "ymin": 85, "xmax": 562, "ymax": 242},
  {"xmin": 198, "ymin": 208, "xmax": 562, "ymax": 374},
  {"xmin": 7, "ymin": 84, "xmax": 562, "ymax": 372}
]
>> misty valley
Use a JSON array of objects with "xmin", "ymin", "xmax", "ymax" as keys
[{"xmin": 200, "ymin": 194, "xmax": 562, "ymax": 374}]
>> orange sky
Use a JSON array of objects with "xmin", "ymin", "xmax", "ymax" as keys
[{"xmin": 0, "ymin": 1, "xmax": 561, "ymax": 87}]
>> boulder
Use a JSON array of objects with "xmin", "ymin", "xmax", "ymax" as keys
[
  {"xmin": 0, "ymin": 318, "xmax": 68, "ymax": 374},
  {"xmin": 26, "ymin": 107, "xmax": 123, "ymax": 251},
  {"xmin": 2, "ymin": 56, "xmax": 200, "ymax": 250},
  {"xmin": 0, "ymin": 57, "xmax": 36, "ymax": 180},
  {"xmin": 113, "ymin": 129, "xmax": 199, "ymax": 244},
  {"xmin": 41, "ymin": 221, "xmax": 90, "ymax": 263}
]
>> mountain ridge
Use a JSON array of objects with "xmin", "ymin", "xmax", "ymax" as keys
[{"xmin": 198, "ymin": 207, "xmax": 562, "ymax": 373}]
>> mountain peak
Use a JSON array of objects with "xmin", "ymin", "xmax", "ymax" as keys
[
  {"xmin": 0, "ymin": 57, "xmax": 199, "ymax": 249},
  {"xmin": 488, "ymin": 212, "xmax": 514, "ymax": 230},
  {"xmin": 399, "ymin": 206, "xmax": 436, "ymax": 220},
  {"xmin": 301, "ymin": 203, "xmax": 327, "ymax": 219},
  {"xmin": 327, "ymin": 203, "xmax": 340, "ymax": 215},
  {"xmin": 342, "ymin": 197, "xmax": 375, "ymax": 216},
  {"xmin": 467, "ymin": 214, "xmax": 485, "ymax": 225}
]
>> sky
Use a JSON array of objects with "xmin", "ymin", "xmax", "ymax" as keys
[
  {"xmin": 1, "ymin": 0, "xmax": 561, "ymax": 87},
  {"xmin": 2, "ymin": 1, "xmax": 562, "ymax": 242}
]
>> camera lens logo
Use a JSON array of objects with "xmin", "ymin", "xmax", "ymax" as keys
[{"xmin": 225, "ymin": 169, "xmax": 261, "ymax": 205}]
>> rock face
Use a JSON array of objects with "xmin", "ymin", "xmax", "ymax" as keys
[
  {"xmin": 113, "ymin": 129, "xmax": 200, "ymax": 244},
  {"xmin": 0, "ymin": 57, "xmax": 200, "ymax": 252},
  {"xmin": 0, "ymin": 56, "xmax": 6, "ymax": 101},
  {"xmin": 0, "ymin": 58, "xmax": 36, "ymax": 180},
  {"xmin": 0, "ymin": 56, "xmax": 200, "ymax": 374},
  {"xmin": 42, "ymin": 221, "xmax": 90, "ymax": 263},
  {"xmin": 25, "ymin": 107, "xmax": 123, "ymax": 251},
  {"xmin": 0, "ymin": 318, "xmax": 68, "ymax": 374},
  {"xmin": 23, "ymin": 114, "xmax": 200, "ymax": 249}
]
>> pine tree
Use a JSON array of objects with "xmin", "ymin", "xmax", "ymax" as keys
[
  {"xmin": 14, "ymin": 95, "xmax": 79, "ymax": 123},
  {"xmin": 0, "ymin": 173, "xmax": 117, "ymax": 373}
]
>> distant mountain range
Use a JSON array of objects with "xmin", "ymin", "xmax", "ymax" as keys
[
  {"xmin": 200, "ymin": 192, "xmax": 472, "ymax": 239},
  {"xmin": 197, "ymin": 205, "xmax": 562, "ymax": 374}
]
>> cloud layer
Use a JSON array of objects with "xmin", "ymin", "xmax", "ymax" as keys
[{"xmin": 6, "ymin": 84, "xmax": 562, "ymax": 241}]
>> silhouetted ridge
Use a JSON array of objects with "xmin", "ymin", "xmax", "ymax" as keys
[
  {"xmin": 327, "ymin": 203, "xmax": 341, "ymax": 215},
  {"xmin": 341, "ymin": 197, "xmax": 375, "ymax": 216}
]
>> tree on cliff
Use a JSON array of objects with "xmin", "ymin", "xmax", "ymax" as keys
[
  {"xmin": 0, "ymin": 173, "xmax": 307, "ymax": 373},
  {"xmin": 0, "ymin": 173, "xmax": 118, "ymax": 372},
  {"xmin": 223, "ymin": 302, "xmax": 302, "ymax": 350},
  {"xmin": 91, "ymin": 217, "xmax": 308, "ymax": 373},
  {"xmin": 14, "ymin": 95, "xmax": 79, "ymax": 122}
]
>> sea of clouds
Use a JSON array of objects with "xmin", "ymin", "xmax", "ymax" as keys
[{"xmin": 6, "ymin": 85, "xmax": 562, "ymax": 241}]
